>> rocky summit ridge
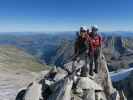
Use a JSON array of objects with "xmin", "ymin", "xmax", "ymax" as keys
[{"xmin": 16, "ymin": 54, "xmax": 127, "ymax": 100}]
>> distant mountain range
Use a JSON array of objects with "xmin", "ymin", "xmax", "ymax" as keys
[
  {"xmin": 0, "ymin": 31, "xmax": 133, "ymax": 70},
  {"xmin": 102, "ymin": 31, "xmax": 133, "ymax": 37},
  {"xmin": 0, "ymin": 31, "xmax": 133, "ymax": 35}
]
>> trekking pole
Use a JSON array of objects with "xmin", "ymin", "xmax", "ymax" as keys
[
  {"xmin": 70, "ymin": 47, "xmax": 87, "ymax": 61},
  {"xmin": 62, "ymin": 49, "xmax": 87, "ymax": 75}
]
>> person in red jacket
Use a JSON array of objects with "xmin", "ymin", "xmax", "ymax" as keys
[{"xmin": 86, "ymin": 25, "xmax": 102, "ymax": 76}]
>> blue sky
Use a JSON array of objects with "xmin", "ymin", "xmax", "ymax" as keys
[{"xmin": 0, "ymin": 0, "xmax": 132, "ymax": 32}]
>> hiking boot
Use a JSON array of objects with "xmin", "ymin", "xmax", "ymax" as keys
[
  {"xmin": 88, "ymin": 74, "xmax": 95, "ymax": 80},
  {"xmin": 80, "ymin": 66, "xmax": 88, "ymax": 77},
  {"xmin": 94, "ymin": 69, "xmax": 98, "ymax": 73},
  {"xmin": 89, "ymin": 71, "xmax": 94, "ymax": 76}
]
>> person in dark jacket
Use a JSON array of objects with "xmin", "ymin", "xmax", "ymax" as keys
[{"xmin": 74, "ymin": 27, "xmax": 87, "ymax": 60}]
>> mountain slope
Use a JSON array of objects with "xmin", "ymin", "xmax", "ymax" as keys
[
  {"xmin": 0, "ymin": 45, "xmax": 49, "ymax": 100},
  {"xmin": 0, "ymin": 45, "xmax": 49, "ymax": 72}
]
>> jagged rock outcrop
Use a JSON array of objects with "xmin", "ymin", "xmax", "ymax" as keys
[
  {"xmin": 16, "ymin": 54, "xmax": 126, "ymax": 100},
  {"xmin": 104, "ymin": 36, "xmax": 126, "ymax": 54}
]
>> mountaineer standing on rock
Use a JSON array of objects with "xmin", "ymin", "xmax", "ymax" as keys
[
  {"xmin": 86, "ymin": 25, "xmax": 102, "ymax": 76},
  {"xmin": 70, "ymin": 27, "xmax": 88, "ymax": 74},
  {"xmin": 74, "ymin": 27, "xmax": 87, "ymax": 60}
]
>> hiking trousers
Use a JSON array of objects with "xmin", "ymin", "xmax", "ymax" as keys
[{"xmin": 89, "ymin": 47, "xmax": 100, "ymax": 75}]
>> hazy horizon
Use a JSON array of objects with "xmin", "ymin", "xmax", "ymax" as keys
[{"xmin": 0, "ymin": 31, "xmax": 133, "ymax": 35}]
